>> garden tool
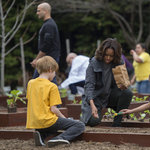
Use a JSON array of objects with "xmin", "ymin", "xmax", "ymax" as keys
[{"xmin": 103, "ymin": 112, "xmax": 124, "ymax": 119}]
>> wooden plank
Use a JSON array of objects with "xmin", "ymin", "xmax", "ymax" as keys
[{"xmin": 1, "ymin": 130, "xmax": 150, "ymax": 147}]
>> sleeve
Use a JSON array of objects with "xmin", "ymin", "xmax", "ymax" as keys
[
  {"xmin": 139, "ymin": 53, "xmax": 149, "ymax": 63},
  {"xmin": 84, "ymin": 63, "xmax": 96, "ymax": 103},
  {"xmin": 49, "ymin": 85, "xmax": 62, "ymax": 106},
  {"xmin": 41, "ymin": 24, "xmax": 54, "ymax": 53}
]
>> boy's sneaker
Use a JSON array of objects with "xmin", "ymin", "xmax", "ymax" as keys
[
  {"xmin": 48, "ymin": 137, "xmax": 70, "ymax": 148},
  {"xmin": 33, "ymin": 131, "xmax": 45, "ymax": 146}
]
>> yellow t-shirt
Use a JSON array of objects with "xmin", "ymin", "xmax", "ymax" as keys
[
  {"xmin": 133, "ymin": 52, "xmax": 150, "ymax": 81},
  {"xmin": 26, "ymin": 78, "xmax": 62, "ymax": 129}
]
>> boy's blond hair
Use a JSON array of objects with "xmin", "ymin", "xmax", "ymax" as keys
[{"xmin": 36, "ymin": 56, "xmax": 58, "ymax": 74}]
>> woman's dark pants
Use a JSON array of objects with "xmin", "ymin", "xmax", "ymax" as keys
[{"xmin": 86, "ymin": 87, "xmax": 133, "ymax": 127}]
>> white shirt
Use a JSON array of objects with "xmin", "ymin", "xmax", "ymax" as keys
[{"xmin": 61, "ymin": 55, "xmax": 89, "ymax": 88}]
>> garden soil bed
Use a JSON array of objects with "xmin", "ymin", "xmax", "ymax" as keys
[{"xmin": 1, "ymin": 126, "xmax": 150, "ymax": 150}]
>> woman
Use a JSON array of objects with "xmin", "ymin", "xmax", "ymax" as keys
[
  {"xmin": 81, "ymin": 38, "xmax": 133, "ymax": 127},
  {"xmin": 130, "ymin": 43, "xmax": 150, "ymax": 93}
]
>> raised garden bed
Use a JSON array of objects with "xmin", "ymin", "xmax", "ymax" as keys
[
  {"xmin": 0, "ymin": 94, "xmax": 27, "ymax": 108},
  {"xmin": 133, "ymin": 93, "xmax": 150, "ymax": 101},
  {"xmin": 66, "ymin": 101, "xmax": 150, "ymax": 120},
  {"xmin": 0, "ymin": 107, "xmax": 68, "ymax": 127},
  {"xmin": 67, "ymin": 104, "xmax": 81, "ymax": 119},
  {"xmin": 61, "ymin": 95, "xmax": 82, "ymax": 107},
  {"xmin": 1, "ymin": 126, "xmax": 150, "ymax": 147}
]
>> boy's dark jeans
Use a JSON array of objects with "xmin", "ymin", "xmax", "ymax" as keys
[
  {"xmin": 36, "ymin": 117, "xmax": 85, "ymax": 142},
  {"xmin": 86, "ymin": 87, "xmax": 133, "ymax": 127}
]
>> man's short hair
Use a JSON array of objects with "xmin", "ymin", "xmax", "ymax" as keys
[{"xmin": 36, "ymin": 56, "xmax": 58, "ymax": 74}]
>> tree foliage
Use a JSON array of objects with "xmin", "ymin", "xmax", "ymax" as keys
[
  {"xmin": 50, "ymin": 0, "xmax": 150, "ymax": 53},
  {"xmin": 1, "ymin": 0, "xmax": 150, "ymax": 93},
  {"xmin": 0, "ymin": 0, "xmax": 38, "ymax": 94}
]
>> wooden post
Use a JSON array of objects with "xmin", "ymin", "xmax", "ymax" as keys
[
  {"xmin": 20, "ymin": 38, "xmax": 26, "ymax": 93},
  {"xmin": 66, "ymin": 39, "xmax": 70, "ymax": 55},
  {"xmin": 97, "ymin": 39, "xmax": 101, "ymax": 48}
]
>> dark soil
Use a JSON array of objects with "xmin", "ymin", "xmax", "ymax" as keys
[{"xmin": 1, "ymin": 126, "xmax": 150, "ymax": 150}]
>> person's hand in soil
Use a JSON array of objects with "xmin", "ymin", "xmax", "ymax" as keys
[{"xmin": 90, "ymin": 99, "xmax": 99, "ymax": 118}]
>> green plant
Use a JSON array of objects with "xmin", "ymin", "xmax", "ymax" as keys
[
  {"xmin": 131, "ymin": 96, "xmax": 148, "ymax": 103},
  {"xmin": 144, "ymin": 110, "xmax": 150, "ymax": 116},
  {"xmin": 104, "ymin": 108, "xmax": 116, "ymax": 120},
  {"xmin": 129, "ymin": 113, "xmax": 137, "ymax": 121},
  {"xmin": 59, "ymin": 88, "xmax": 67, "ymax": 98},
  {"xmin": 138, "ymin": 112, "xmax": 146, "ymax": 121},
  {"xmin": 73, "ymin": 99, "xmax": 78, "ymax": 104},
  {"xmin": 131, "ymin": 96, "xmax": 136, "ymax": 102},
  {"xmin": 144, "ymin": 110, "xmax": 150, "ymax": 122},
  {"xmin": 79, "ymin": 100, "xmax": 82, "ymax": 104},
  {"xmin": 6, "ymin": 90, "xmax": 26, "ymax": 107}
]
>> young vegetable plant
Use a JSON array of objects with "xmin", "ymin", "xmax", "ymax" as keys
[
  {"xmin": 6, "ymin": 90, "xmax": 26, "ymax": 107},
  {"xmin": 131, "ymin": 96, "xmax": 148, "ymax": 103},
  {"xmin": 129, "ymin": 113, "xmax": 137, "ymax": 121},
  {"xmin": 104, "ymin": 108, "xmax": 115, "ymax": 120},
  {"xmin": 131, "ymin": 96, "xmax": 136, "ymax": 102},
  {"xmin": 144, "ymin": 110, "xmax": 150, "ymax": 122},
  {"xmin": 79, "ymin": 100, "xmax": 82, "ymax": 104},
  {"xmin": 73, "ymin": 99, "xmax": 78, "ymax": 104},
  {"xmin": 59, "ymin": 88, "xmax": 67, "ymax": 98},
  {"xmin": 138, "ymin": 112, "xmax": 146, "ymax": 122}
]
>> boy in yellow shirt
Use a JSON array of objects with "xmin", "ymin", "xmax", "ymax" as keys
[{"xmin": 26, "ymin": 56, "xmax": 85, "ymax": 147}]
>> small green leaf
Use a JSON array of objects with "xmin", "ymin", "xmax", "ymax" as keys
[
  {"xmin": 108, "ymin": 108, "xmax": 111, "ymax": 113},
  {"xmin": 141, "ymin": 113, "xmax": 146, "ymax": 118},
  {"xmin": 79, "ymin": 100, "xmax": 82, "ymax": 104}
]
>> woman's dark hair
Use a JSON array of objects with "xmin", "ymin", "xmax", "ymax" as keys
[{"xmin": 95, "ymin": 38, "xmax": 122, "ymax": 64}]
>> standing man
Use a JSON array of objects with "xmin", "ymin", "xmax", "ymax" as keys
[{"xmin": 31, "ymin": 2, "xmax": 61, "ymax": 85}]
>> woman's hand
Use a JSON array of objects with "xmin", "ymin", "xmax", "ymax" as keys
[
  {"xmin": 91, "ymin": 105, "xmax": 99, "ymax": 118},
  {"xmin": 119, "ymin": 84, "xmax": 127, "ymax": 90},
  {"xmin": 90, "ymin": 99, "xmax": 99, "ymax": 118}
]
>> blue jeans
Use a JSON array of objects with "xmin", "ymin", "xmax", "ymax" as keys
[
  {"xmin": 137, "ymin": 80, "xmax": 150, "ymax": 93},
  {"xmin": 69, "ymin": 81, "xmax": 85, "ymax": 94},
  {"xmin": 36, "ymin": 117, "xmax": 85, "ymax": 142}
]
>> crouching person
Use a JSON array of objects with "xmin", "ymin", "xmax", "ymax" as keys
[
  {"xmin": 26, "ymin": 56, "xmax": 85, "ymax": 147},
  {"xmin": 80, "ymin": 38, "xmax": 133, "ymax": 127}
]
